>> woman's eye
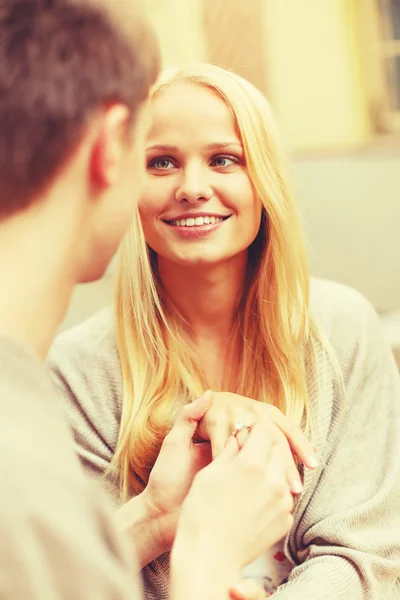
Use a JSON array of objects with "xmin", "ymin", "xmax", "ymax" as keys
[
  {"xmin": 148, "ymin": 157, "xmax": 174, "ymax": 170},
  {"xmin": 211, "ymin": 155, "xmax": 238, "ymax": 168}
]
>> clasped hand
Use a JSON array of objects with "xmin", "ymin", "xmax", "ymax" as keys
[{"xmin": 140, "ymin": 389, "xmax": 317, "ymax": 552}]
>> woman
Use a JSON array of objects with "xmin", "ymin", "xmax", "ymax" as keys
[{"xmin": 49, "ymin": 64, "xmax": 400, "ymax": 599}]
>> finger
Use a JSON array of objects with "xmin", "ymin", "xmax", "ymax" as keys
[
  {"xmin": 284, "ymin": 452, "xmax": 303, "ymax": 495},
  {"xmin": 267, "ymin": 408, "xmax": 318, "ymax": 469},
  {"xmin": 208, "ymin": 410, "xmax": 254, "ymax": 458},
  {"xmin": 274, "ymin": 435, "xmax": 303, "ymax": 495},
  {"xmin": 237, "ymin": 421, "xmax": 274, "ymax": 465},
  {"xmin": 264, "ymin": 445, "xmax": 295, "ymax": 513},
  {"xmin": 209, "ymin": 418, "xmax": 231, "ymax": 459},
  {"xmin": 166, "ymin": 391, "xmax": 213, "ymax": 444},
  {"xmin": 186, "ymin": 390, "xmax": 214, "ymax": 420},
  {"xmin": 229, "ymin": 578, "xmax": 265, "ymax": 600},
  {"xmin": 215, "ymin": 433, "xmax": 239, "ymax": 462},
  {"xmin": 235, "ymin": 426, "xmax": 251, "ymax": 449}
]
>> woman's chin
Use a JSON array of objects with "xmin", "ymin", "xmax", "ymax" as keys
[
  {"xmin": 159, "ymin": 250, "xmax": 242, "ymax": 270},
  {"xmin": 175, "ymin": 255, "xmax": 223, "ymax": 268}
]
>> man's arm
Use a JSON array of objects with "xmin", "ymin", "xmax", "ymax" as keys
[{"xmin": 0, "ymin": 342, "xmax": 140, "ymax": 600}]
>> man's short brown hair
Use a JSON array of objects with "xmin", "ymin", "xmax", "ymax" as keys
[{"xmin": 0, "ymin": 0, "xmax": 160, "ymax": 216}]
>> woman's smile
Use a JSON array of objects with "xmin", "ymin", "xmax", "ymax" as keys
[{"xmin": 162, "ymin": 213, "xmax": 233, "ymax": 238}]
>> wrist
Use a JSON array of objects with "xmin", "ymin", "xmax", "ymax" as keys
[
  {"xmin": 141, "ymin": 486, "xmax": 179, "ymax": 555},
  {"xmin": 171, "ymin": 526, "xmax": 240, "ymax": 600},
  {"xmin": 114, "ymin": 490, "xmax": 169, "ymax": 569}
]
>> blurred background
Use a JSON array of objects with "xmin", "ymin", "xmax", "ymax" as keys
[{"xmin": 62, "ymin": 0, "xmax": 400, "ymax": 365}]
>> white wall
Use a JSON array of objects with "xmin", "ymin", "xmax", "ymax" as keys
[{"xmin": 295, "ymin": 151, "xmax": 400, "ymax": 313}]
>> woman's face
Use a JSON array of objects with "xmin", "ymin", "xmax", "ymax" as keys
[{"xmin": 139, "ymin": 83, "xmax": 262, "ymax": 268}]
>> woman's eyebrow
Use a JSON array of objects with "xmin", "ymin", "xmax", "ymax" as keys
[
  {"xmin": 146, "ymin": 144, "xmax": 178, "ymax": 152},
  {"xmin": 205, "ymin": 142, "xmax": 242, "ymax": 150},
  {"xmin": 146, "ymin": 142, "xmax": 242, "ymax": 152}
]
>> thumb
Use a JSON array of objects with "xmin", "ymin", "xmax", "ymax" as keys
[
  {"xmin": 185, "ymin": 390, "xmax": 213, "ymax": 421},
  {"xmin": 166, "ymin": 391, "xmax": 213, "ymax": 444}
]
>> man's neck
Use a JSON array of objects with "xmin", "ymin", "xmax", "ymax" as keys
[{"xmin": 0, "ymin": 197, "xmax": 81, "ymax": 360}]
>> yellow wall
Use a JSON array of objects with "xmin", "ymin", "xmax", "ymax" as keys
[
  {"xmin": 263, "ymin": 0, "xmax": 371, "ymax": 151},
  {"xmin": 146, "ymin": 0, "xmax": 206, "ymax": 68},
  {"xmin": 146, "ymin": 0, "xmax": 371, "ymax": 152}
]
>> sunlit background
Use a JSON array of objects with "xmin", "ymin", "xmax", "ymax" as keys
[{"xmin": 62, "ymin": 0, "xmax": 400, "ymax": 366}]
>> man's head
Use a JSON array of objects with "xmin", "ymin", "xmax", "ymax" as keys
[{"xmin": 0, "ymin": 0, "xmax": 160, "ymax": 281}]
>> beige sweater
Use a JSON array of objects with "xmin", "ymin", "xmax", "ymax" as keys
[
  {"xmin": 49, "ymin": 279, "xmax": 400, "ymax": 600},
  {"xmin": 0, "ymin": 336, "xmax": 141, "ymax": 599}
]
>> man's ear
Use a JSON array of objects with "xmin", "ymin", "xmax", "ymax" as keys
[{"xmin": 89, "ymin": 104, "xmax": 131, "ymax": 189}]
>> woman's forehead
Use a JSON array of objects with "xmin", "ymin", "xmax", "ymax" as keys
[{"xmin": 148, "ymin": 83, "xmax": 239, "ymax": 143}]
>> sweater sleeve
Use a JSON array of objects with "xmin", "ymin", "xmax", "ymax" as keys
[
  {"xmin": 48, "ymin": 309, "xmax": 123, "ymax": 506},
  {"xmin": 273, "ymin": 294, "xmax": 400, "ymax": 599}
]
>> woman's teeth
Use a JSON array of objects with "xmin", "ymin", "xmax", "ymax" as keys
[{"xmin": 169, "ymin": 216, "xmax": 225, "ymax": 227}]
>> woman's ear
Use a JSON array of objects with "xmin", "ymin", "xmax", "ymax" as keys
[{"xmin": 89, "ymin": 104, "xmax": 131, "ymax": 189}]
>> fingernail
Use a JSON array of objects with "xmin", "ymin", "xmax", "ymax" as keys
[
  {"xmin": 290, "ymin": 479, "xmax": 303, "ymax": 494},
  {"xmin": 306, "ymin": 455, "xmax": 319, "ymax": 469}
]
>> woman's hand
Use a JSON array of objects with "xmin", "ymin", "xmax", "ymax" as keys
[{"xmin": 196, "ymin": 391, "xmax": 318, "ymax": 493}]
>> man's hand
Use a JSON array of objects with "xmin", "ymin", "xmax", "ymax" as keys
[
  {"xmin": 170, "ymin": 420, "xmax": 295, "ymax": 600},
  {"xmin": 140, "ymin": 391, "xmax": 213, "ymax": 554}
]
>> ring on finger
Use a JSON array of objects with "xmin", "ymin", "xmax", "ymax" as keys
[{"xmin": 231, "ymin": 422, "xmax": 252, "ymax": 437}]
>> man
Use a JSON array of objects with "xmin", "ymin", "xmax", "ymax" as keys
[{"xmin": 0, "ymin": 1, "xmax": 293, "ymax": 598}]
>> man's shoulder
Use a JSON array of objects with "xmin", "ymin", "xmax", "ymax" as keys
[
  {"xmin": 0, "ymin": 334, "xmax": 53, "ymax": 395},
  {"xmin": 0, "ymin": 337, "xmax": 93, "ymax": 528},
  {"xmin": 0, "ymin": 335, "xmax": 83, "ymax": 469}
]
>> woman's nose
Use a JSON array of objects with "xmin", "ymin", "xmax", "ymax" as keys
[{"xmin": 175, "ymin": 166, "xmax": 213, "ymax": 204}]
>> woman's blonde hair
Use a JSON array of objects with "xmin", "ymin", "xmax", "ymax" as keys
[{"xmin": 111, "ymin": 63, "xmax": 323, "ymax": 500}]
